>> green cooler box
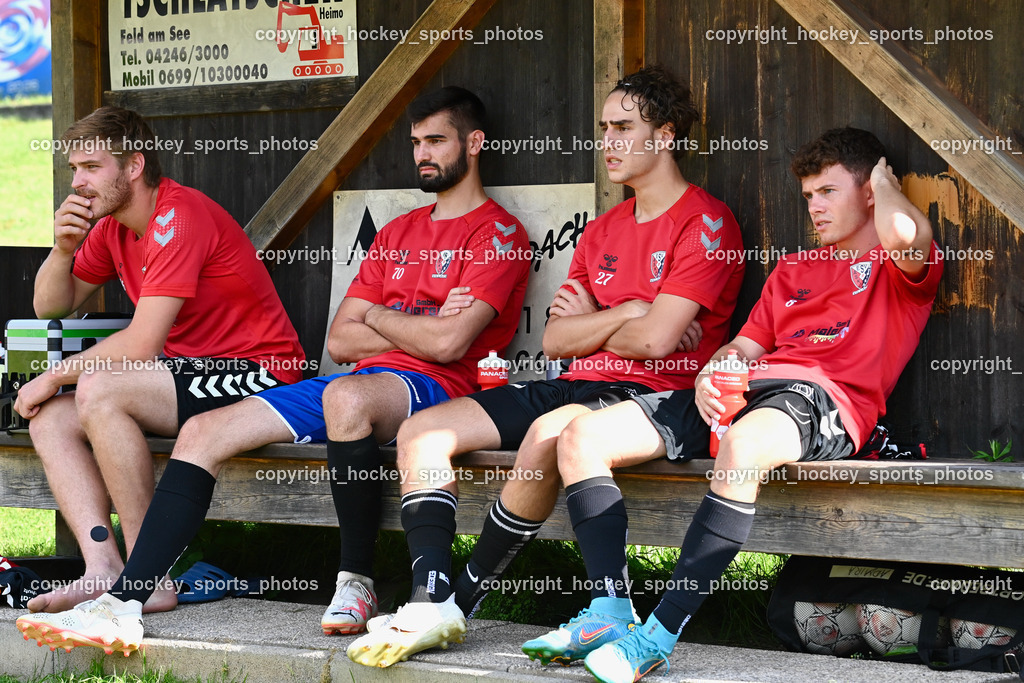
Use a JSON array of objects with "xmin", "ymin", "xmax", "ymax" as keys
[{"xmin": 1, "ymin": 316, "xmax": 132, "ymax": 430}]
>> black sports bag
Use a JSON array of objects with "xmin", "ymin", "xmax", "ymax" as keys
[{"xmin": 768, "ymin": 555, "xmax": 1024, "ymax": 673}]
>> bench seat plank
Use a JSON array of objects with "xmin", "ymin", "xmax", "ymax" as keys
[{"xmin": 3, "ymin": 433, "xmax": 1023, "ymax": 568}]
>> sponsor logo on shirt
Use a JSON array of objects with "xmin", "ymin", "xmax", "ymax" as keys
[
  {"xmin": 395, "ymin": 250, "xmax": 411, "ymax": 265},
  {"xmin": 785, "ymin": 288, "xmax": 811, "ymax": 307},
  {"xmin": 600, "ymin": 253, "xmax": 619, "ymax": 272},
  {"xmin": 850, "ymin": 261, "xmax": 872, "ymax": 295},
  {"xmin": 432, "ymin": 249, "xmax": 454, "ymax": 278},
  {"xmin": 650, "ymin": 250, "xmax": 666, "ymax": 282}
]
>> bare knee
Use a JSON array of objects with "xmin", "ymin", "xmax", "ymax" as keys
[
  {"xmin": 555, "ymin": 414, "xmax": 606, "ymax": 481},
  {"xmin": 396, "ymin": 411, "xmax": 435, "ymax": 471},
  {"xmin": 322, "ymin": 379, "xmax": 371, "ymax": 434},
  {"xmin": 29, "ymin": 395, "xmax": 84, "ymax": 451},
  {"xmin": 173, "ymin": 411, "xmax": 231, "ymax": 472}
]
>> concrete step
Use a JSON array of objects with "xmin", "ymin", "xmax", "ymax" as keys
[{"xmin": 1, "ymin": 599, "xmax": 1015, "ymax": 682}]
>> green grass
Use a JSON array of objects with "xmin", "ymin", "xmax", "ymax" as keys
[
  {"xmin": 0, "ymin": 112, "xmax": 56, "ymax": 247},
  {"xmin": 0, "ymin": 656, "xmax": 244, "ymax": 683},
  {"xmin": 0, "ymin": 507, "xmax": 56, "ymax": 556}
]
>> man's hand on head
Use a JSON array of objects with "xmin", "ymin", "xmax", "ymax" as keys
[{"xmin": 869, "ymin": 157, "xmax": 901, "ymax": 195}]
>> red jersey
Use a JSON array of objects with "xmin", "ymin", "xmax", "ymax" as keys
[
  {"xmin": 740, "ymin": 242, "xmax": 943, "ymax": 449},
  {"xmin": 560, "ymin": 185, "xmax": 744, "ymax": 391},
  {"xmin": 346, "ymin": 199, "xmax": 530, "ymax": 398},
  {"xmin": 72, "ymin": 178, "xmax": 305, "ymax": 383}
]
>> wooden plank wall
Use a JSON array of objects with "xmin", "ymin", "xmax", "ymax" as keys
[
  {"xmin": 92, "ymin": 0, "xmax": 594, "ymax": 381},
  {"xmin": 8, "ymin": 1, "xmax": 1019, "ymax": 459},
  {"xmin": 647, "ymin": 0, "xmax": 1022, "ymax": 457}
]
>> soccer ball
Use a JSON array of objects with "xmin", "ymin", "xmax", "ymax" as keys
[
  {"xmin": 951, "ymin": 618, "xmax": 1017, "ymax": 650},
  {"xmin": 858, "ymin": 603, "xmax": 921, "ymax": 655},
  {"xmin": 795, "ymin": 602, "xmax": 864, "ymax": 655}
]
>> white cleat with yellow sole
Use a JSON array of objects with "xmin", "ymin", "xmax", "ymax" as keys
[{"xmin": 347, "ymin": 594, "xmax": 466, "ymax": 668}]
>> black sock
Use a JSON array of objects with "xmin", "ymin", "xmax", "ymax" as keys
[
  {"xmin": 566, "ymin": 477, "xmax": 630, "ymax": 600},
  {"xmin": 109, "ymin": 459, "xmax": 216, "ymax": 604},
  {"xmin": 328, "ymin": 436, "xmax": 382, "ymax": 579},
  {"xmin": 454, "ymin": 496, "xmax": 543, "ymax": 615},
  {"xmin": 652, "ymin": 491, "xmax": 755, "ymax": 634},
  {"xmin": 402, "ymin": 488, "xmax": 458, "ymax": 603}
]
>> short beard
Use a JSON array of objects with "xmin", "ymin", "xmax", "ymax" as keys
[
  {"xmin": 417, "ymin": 142, "xmax": 469, "ymax": 193},
  {"xmin": 88, "ymin": 168, "xmax": 133, "ymax": 220}
]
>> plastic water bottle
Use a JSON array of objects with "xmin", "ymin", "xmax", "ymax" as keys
[
  {"xmin": 709, "ymin": 351, "xmax": 748, "ymax": 457},
  {"xmin": 477, "ymin": 351, "xmax": 509, "ymax": 391}
]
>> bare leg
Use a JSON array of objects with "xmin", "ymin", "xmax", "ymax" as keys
[
  {"xmin": 26, "ymin": 393, "xmax": 124, "ymax": 612},
  {"xmin": 172, "ymin": 397, "xmax": 295, "ymax": 475},
  {"xmin": 499, "ymin": 404, "xmax": 593, "ymax": 521},
  {"xmin": 396, "ymin": 397, "xmax": 502, "ymax": 498},
  {"xmin": 72, "ymin": 366, "xmax": 180, "ymax": 612},
  {"xmin": 557, "ymin": 401, "xmax": 666, "ymax": 486}
]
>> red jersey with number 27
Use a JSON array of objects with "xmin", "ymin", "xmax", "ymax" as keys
[{"xmin": 560, "ymin": 185, "xmax": 745, "ymax": 392}]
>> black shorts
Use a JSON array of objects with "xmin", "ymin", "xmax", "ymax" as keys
[
  {"xmin": 469, "ymin": 379, "xmax": 655, "ymax": 450},
  {"xmin": 631, "ymin": 389, "xmax": 711, "ymax": 462},
  {"xmin": 165, "ymin": 357, "xmax": 285, "ymax": 429},
  {"xmin": 733, "ymin": 379, "xmax": 855, "ymax": 462}
]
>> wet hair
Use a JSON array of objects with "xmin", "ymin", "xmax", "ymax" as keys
[
  {"xmin": 791, "ymin": 127, "xmax": 887, "ymax": 185},
  {"xmin": 610, "ymin": 65, "xmax": 698, "ymax": 159},
  {"xmin": 62, "ymin": 106, "xmax": 163, "ymax": 187},
  {"xmin": 408, "ymin": 86, "xmax": 486, "ymax": 138}
]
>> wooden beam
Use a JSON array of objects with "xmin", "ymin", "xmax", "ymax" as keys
[
  {"xmin": 593, "ymin": 0, "xmax": 645, "ymax": 216},
  {"xmin": 49, "ymin": 0, "xmax": 105, "ymax": 314},
  {"xmin": 775, "ymin": 0, "xmax": 1024, "ymax": 233},
  {"xmin": 243, "ymin": 0, "xmax": 497, "ymax": 254},
  {"xmin": 104, "ymin": 78, "xmax": 359, "ymax": 118},
  {"xmin": 49, "ymin": 0, "xmax": 103, "ymax": 213}
]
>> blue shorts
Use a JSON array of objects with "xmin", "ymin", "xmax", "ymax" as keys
[{"xmin": 250, "ymin": 367, "xmax": 449, "ymax": 443}]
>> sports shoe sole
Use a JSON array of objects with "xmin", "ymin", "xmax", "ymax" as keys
[
  {"xmin": 347, "ymin": 618, "xmax": 466, "ymax": 668},
  {"xmin": 322, "ymin": 621, "xmax": 368, "ymax": 636},
  {"xmin": 521, "ymin": 642, "xmax": 576, "ymax": 666},
  {"xmin": 17, "ymin": 618, "xmax": 139, "ymax": 656}
]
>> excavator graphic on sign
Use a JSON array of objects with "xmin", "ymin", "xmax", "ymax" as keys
[{"xmin": 276, "ymin": 1, "xmax": 346, "ymax": 77}]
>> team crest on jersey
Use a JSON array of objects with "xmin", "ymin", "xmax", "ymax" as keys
[
  {"xmin": 432, "ymin": 249, "xmax": 454, "ymax": 278},
  {"xmin": 600, "ymin": 253, "xmax": 619, "ymax": 272},
  {"xmin": 650, "ymin": 250, "xmax": 666, "ymax": 282},
  {"xmin": 850, "ymin": 261, "xmax": 872, "ymax": 295}
]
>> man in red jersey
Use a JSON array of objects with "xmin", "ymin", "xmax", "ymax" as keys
[
  {"xmin": 14, "ymin": 106, "xmax": 304, "ymax": 616},
  {"xmin": 16, "ymin": 87, "xmax": 531, "ymax": 655},
  {"xmin": 576, "ymin": 128, "xmax": 942, "ymax": 683},
  {"xmin": 346, "ymin": 66, "xmax": 745, "ymax": 669}
]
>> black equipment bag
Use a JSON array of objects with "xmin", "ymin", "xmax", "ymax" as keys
[{"xmin": 768, "ymin": 555, "xmax": 1024, "ymax": 673}]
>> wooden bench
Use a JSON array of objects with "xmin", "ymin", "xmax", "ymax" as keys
[{"xmin": 3, "ymin": 431, "xmax": 1023, "ymax": 569}]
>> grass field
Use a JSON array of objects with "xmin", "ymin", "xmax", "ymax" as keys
[{"xmin": 0, "ymin": 109, "xmax": 56, "ymax": 247}]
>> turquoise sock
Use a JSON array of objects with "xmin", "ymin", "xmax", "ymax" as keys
[
  {"xmin": 590, "ymin": 596, "xmax": 634, "ymax": 620},
  {"xmin": 639, "ymin": 614, "xmax": 680, "ymax": 654}
]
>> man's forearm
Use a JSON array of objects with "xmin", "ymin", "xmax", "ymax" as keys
[
  {"xmin": 327, "ymin": 320, "xmax": 399, "ymax": 364},
  {"xmin": 363, "ymin": 305, "xmax": 461, "ymax": 363},
  {"xmin": 33, "ymin": 248, "xmax": 78, "ymax": 318},
  {"xmin": 542, "ymin": 307, "xmax": 636, "ymax": 359}
]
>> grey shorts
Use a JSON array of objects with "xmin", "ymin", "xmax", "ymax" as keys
[{"xmin": 631, "ymin": 388, "xmax": 711, "ymax": 461}]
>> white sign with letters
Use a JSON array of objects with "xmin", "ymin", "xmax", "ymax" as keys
[
  {"xmin": 110, "ymin": 1, "xmax": 358, "ymax": 90},
  {"xmin": 324, "ymin": 184, "xmax": 595, "ymax": 382}
]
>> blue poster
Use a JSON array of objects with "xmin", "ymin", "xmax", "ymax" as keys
[{"xmin": 0, "ymin": 0, "xmax": 51, "ymax": 98}]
